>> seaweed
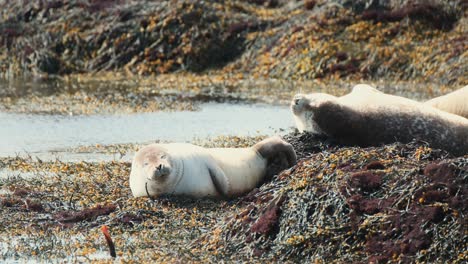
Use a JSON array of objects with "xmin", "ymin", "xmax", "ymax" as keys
[
  {"xmin": 201, "ymin": 135, "xmax": 467, "ymax": 262},
  {"xmin": 361, "ymin": 2, "xmax": 459, "ymax": 30},
  {"xmin": 54, "ymin": 204, "xmax": 117, "ymax": 224},
  {"xmin": 0, "ymin": 133, "xmax": 466, "ymax": 262},
  {"xmin": 0, "ymin": 0, "xmax": 466, "ymax": 85}
]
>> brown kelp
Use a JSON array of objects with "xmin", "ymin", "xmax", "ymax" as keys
[
  {"xmin": 198, "ymin": 135, "xmax": 467, "ymax": 262},
  {"xmin": 0, "ymin": 0, "xmax": 466, "ymax": 84}
]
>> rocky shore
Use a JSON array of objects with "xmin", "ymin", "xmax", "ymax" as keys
[
  {"xmin": 0, "ymin": 0, "xmax": 466, "ymax": 263},
  {"xmin": 0, "ymin": 133, "xmax": 466, "ymax": 262},
  {"xmin": 1, "ymin": 0, "xmax": 466, "ymax": 84}
]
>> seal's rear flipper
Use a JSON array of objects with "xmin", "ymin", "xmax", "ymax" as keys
[{"xmin": 208, "ymin": 165, "xmax": 231, "ymax": 198}]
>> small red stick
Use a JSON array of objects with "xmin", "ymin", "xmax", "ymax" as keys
[{"xmin": 101, "ymin": 225, "xmax": 116, "ymax": 258}]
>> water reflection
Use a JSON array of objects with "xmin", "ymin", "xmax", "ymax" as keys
[{"xmin": 0, "ymin": 75, "xmax": 138, "ymax": 98}]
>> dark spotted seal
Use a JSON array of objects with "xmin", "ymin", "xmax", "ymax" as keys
[{"xmin": 291, "ymin": 84, "xmax": 468, "ymax": 155}]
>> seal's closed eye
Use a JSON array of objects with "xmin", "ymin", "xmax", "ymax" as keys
[
  {"xmin": 290, "ymin": 84, "xmax": 468, "ymax": 156},
  {"xmin": 130, "ymin": 138, "xmax": 297, "ymax": 198}
]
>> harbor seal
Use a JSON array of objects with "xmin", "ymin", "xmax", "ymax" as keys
[
  {"xmin": 425, "ymin": 85, "xmax": 468, "ymax": 118},
  {"xmin": 129, "ymin": 136, "xmax": 297, "ymax": 198},
  {"xmin": 291, "ymin": 84, "xmax": 468, "ymax": 155}
]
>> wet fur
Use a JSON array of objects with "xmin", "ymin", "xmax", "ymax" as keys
[{"xmin": 291, "ymin": 84, "xmax": 468, "ymax": 156}]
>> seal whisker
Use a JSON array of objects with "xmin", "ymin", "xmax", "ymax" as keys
[
  {"xmin": 290, "ymin": 84, "xmax": 468, "ymax": 156},
  {"xmin": 130, "ymin": 138, "xmax": 297, "ymax": 198},
  {"xmin": 145, "ymin": 182, "xmax": 155, "ymax": 200}
]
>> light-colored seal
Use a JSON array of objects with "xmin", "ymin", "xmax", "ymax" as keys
[
  {"xmin": 129, "ymin": 136, "xmax": 297, "ymax": 198},
  {"xmin": 424, "ymin": 85, "xmax": 468, "ymax": 118},
  {"xmin": 291, "ymin": 84, "xmax": 468, "ymax": 155}
]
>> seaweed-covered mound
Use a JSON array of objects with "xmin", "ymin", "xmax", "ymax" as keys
[
  {"xmin": 1, "ymin": 0, "xmax": 466, "ymax": 84},
  {"xmin": 0, "ymin": 157, "xmax": 234, "ymax": 262},
  {"xmin": 229, "ymin": 0, "xmax": 467, "ymax": 84},
  {"xmin": 201, "ymin": 138, "xmax": 467, "ymax": 262},
  {"xmin": 0, "ymin": 134, "xmax": 466, "ymax": 262},
  {"xmin": 0, "ymin": 0, "xmax": 248, "ymax": 75}
]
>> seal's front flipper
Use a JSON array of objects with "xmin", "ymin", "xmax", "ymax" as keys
[
  {"xmin": 208, "ymin": 164, "xmax": 231, "ymax": 198},
  {"xmin": 254, "ymin": 136, "xmax": 297, "ymax": 168}
]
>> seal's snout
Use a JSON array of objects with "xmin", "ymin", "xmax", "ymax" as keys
[
  {"xmin": 294, "ymin": 98, "xmax": 300, "ymax": 105},
  {"xmin": 151, "ymin": 163, "xmax": 171, "ymax": 180},
  {"xmin": 154, "ymin": 164, "xmax": 164, "ymax": 177},
  {"xmin": 292, "ymin": 94, "xmax": 304, "ymax": 105},
  {"xmin": 291, "ymin": 94, "xmax": 307, "ymax": 115}
]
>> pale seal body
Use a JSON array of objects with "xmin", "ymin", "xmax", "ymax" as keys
[
  {"xmin": 130, "ymin": 136, "xmax": 296, "ymax": 198},
  {"xmin": 291, "ymin": 84, "xmax": 468, "ymax": 155},
  {"xmin": 425, "ymin": 85, "xmax": 468, "ymax": 118}
]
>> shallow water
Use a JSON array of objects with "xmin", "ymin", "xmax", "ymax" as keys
[
  {"xmin": 0, "ymin": 103, "xmax": 294, "ymax": 157},
  {"xmin": 0, "ymin": 76, "xmax": 452, "ymax": 160}
]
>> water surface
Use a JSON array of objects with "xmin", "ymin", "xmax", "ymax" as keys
[{"xmin": 0, "ymin": 103, "xmax": 294, "ymax": 157}]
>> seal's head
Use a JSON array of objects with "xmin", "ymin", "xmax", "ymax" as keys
[
  {"xmin": 290, "ymin": 93, "xmax": 337, "ymax": 134},
  {"xmin": 130, "ymin": 144, "xmax": 183, "ymax": 197}
]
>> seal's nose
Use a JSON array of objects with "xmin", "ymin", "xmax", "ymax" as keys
[
  {"xmin": 156, "ymin": 164, "xmax": 163, "ymax": 171},
  {"xmin": 292, "ymin": 94, "xmax": 304, "ymax": 106}
]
